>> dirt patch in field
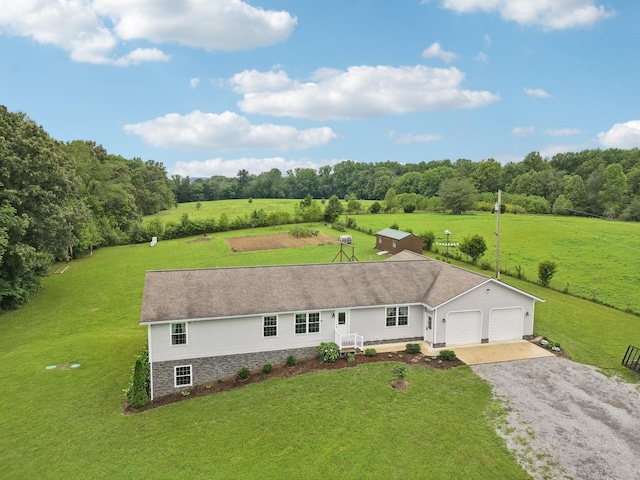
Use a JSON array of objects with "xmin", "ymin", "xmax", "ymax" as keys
[{"xmin": 225, "ymin": 232, "xmax": 336, "ymax": 252}]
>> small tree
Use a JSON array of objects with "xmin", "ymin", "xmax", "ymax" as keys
[
  {"xmin": 459, "ymin": 234, "xmax": 487, "ymax": 263},
  {"xmin": 128, "ymin": 355, "xmax": 149, "ymax": 409},
  {"xmin": 323, "ymin": 195, "xmax": 344, "ymax": 223},
  {"xmin": 419, "ymin": 231, "xmax": 435, "ymax": 251},
  {"xmin": 346, "ymin": 198, "xmax": 362, "ymax": 214},
  {"xmin": 383, "ymin": 187, "xmax": 398, "ymax": 213},
  {"xmin": 438, "ymin": 178, "xmax": 477, "ymax": 214},
  {"xmin": 538, "ymin": 260, "xmax": 557, "ymax": 287}
]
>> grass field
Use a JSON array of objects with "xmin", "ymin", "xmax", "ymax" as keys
[
  {"xmin": 2, "ymin": 222, "xmax": 638, "ymax": 478},
  {"xmin": 148, "ymin": 200, "xmax": 640, "ymax": 312},
  {"xmin": 0, "ymin": 227, "xmax": 532, "ymax": 479}
]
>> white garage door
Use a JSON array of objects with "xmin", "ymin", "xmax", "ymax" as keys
[
  {"xmin": 446, "ymin": 310, "xmax": 482, "ymax": 346},
  {"xmin": 489, "ymin": 307, "xmax": 524, "ymax": 342}
]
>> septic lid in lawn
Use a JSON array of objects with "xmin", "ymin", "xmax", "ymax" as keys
[
  {"xmin": 45, "ymin": 365, "xmax": 57, "ymax": 370},
  {"xmin": 70, "ymin": 363, "xmax": 80, "ymax": 369}
]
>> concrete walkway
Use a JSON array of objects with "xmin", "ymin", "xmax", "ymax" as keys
[
  {"xmin": 368, "ymin": 340, "xmax": 554, "ymax": 365},
  {"xmin": 451, "ymin": 340, "xmax": 554, "ymax": 365}
]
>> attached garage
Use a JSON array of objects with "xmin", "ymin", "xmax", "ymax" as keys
[
  {"xmin": 446, "ymin": 310, "xmax": 482, "ymax": 346},
  {"xmin": 488, "ymin": 307, "xmax": 524, "ymax": 342}
]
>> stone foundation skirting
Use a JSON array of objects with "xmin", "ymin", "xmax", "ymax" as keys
[{"xmin": 151, "ymin": 346, "xmax": 316, "ymax": 399}]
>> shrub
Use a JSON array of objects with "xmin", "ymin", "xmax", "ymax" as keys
[
  {"xmin": 392, "ymin": 365, "xmax": 407, "ymax": 380},
  {"xmin": 364, "ymin": 348, "xmax": 377, "ymax": 357},
  {"xmin": 369, "ymin": 201, "xmax": 381, "ymax": 214},
  {"xmin": 346, "ymin": 352, "xmax": 356, "ymax": 363},
  {"xmin": 286, "ymin": 355, "xmax": 297, "ymax": 367},
  {"xmin": 438, "ymin": 350, "xmax": 457, "ymax": 361},
  {"xmin": 330, "ymin": 223, "xmax": 346, "ymax": 232},
  {"xmin": 405, "ymin": 343, "xmax": 421, "ymax": 354},
  {"xmin": 344, "ymin": 217, "xmax": 357, "ymax": 229},
  {"xmin": 403, "ymin": 204, "xmax": 416, "ymax": 213},
  {"xmin": 317, "ymin": 342, "xmax": 340, "ymax": 362},
  {"xmin": 237, "ymin": 367, "xmax": 250, "ymax": 380},
  {"xmin": 538, "ymin": 260, "xmax": 557, "ymax": 287},
  {"xmin": 419, "ymin": 231, "xmax": 435, "ymax": 251},
  {"xmin": 480, "ymin": 259, "xmax": 493, "ymax": 271},
  {"xmin": 125, "ymin": 344, "xmax": 149, "ymax": 409},
  {"xmin": 128, "ymin": 356, "xmax": 149, "ymax": 408},
  {"xmin": 289, "ymin": 226, "xmax": 318, "ymax": 238},
  {"xmin": 262, "ymin": 363, "xmax": 273, "ymax": 375}
]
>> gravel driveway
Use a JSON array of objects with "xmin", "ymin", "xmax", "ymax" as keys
[{"xmin": 472, "ymin": 357, "xmax": 640, "ymax": 480}]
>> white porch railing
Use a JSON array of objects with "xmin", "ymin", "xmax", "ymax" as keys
[{"xmin": 335, "ymin": 330, "xmax": 364, "ymax": 352}]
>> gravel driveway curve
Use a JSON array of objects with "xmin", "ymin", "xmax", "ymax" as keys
[{"xmin": 472, "ymin": 357, "xmax": 640, "ymax": 480}]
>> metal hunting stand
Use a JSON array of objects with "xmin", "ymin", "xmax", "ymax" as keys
[{"xmin": 332, "ymin": 239, "xmax": 358, "ymax": 262}]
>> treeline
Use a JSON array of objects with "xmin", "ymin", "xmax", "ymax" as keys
[
  {"xmin": 173, "ymin": 149, "xmax": 640, "ymax": 220},
  {"xmin": 0, "ymin": 106, "xmax": 174, "ymax": 310}
]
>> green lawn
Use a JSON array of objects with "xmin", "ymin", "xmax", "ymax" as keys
[
  {"xmin": 0, "ymin": 228, "xmax": 530, "ymax": 478},
  {"xmin": 2, "ymin": 223, "xmax": 638, "ymax": 478}
]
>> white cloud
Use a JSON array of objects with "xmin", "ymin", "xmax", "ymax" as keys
[
  {"xmin": 123, "ymin": 110, "xmax": 337, "ymax": 151},
  {"xmin": 545, "ymin": 128, "xmax": 581, "ymax": 136},
  {"xmin": 171, "ymin": 156, "xmax": 343, "ymax": 177},
  {"xmin": 233, "ymin": 65, "xmax": 499, "ymax": 120},
  {"xmin": 524, "ymin": 87, "xmax": 551, "ymax": 98},
  {"xmin": 0, "ymin": 0, "xmax": 296, "ymax": 65},
  {"xmin": 484, "ymin": 34, "xmax": 492, "ymax": 47},
  {"xmin": 229, "ymin": 69, "xmax": 293, "ymax": 93},
  {"xmin": 421, "ymin": 42, "xmax": 458, "ymax": 63},
  {"xmin": 113, "ymin": 48, "xmax": 170, "ymax": 67},
  {"xmin": 394, "ymin": 133, "xmax": 443, "ymax": 144},
  {"xmin": 441, "ymin": 0, "xmax": 614, "ymax": 30},
  {"xmin": 475, "ymin": 52, "xmax": 489, "ymax": 62},
  {"xmin": 97, "ymin": 0, "xmax": 296, "ymax": 50},
  {"xmin": 512, "ymin": 126, "xmax": 535, "ymax": 136},
  {"xmin": 190, "ymin": 77, "xmax": 201, "ymax": 88},
  {"xmin": 598, "ymin": 121, "xmax": 640, "ymax": 149}
]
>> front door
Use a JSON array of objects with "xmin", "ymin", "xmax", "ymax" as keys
[{"xmin": 335, "ymin": 310, "xmax": 349, "ymax": 335}]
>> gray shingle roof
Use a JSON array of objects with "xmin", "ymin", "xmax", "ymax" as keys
[
  {"xmin": 140, "ymin": 251, "xmax": 496, "ymax": 324},
  {"xmin": 376, "ymin": 228, "xmax": 412, "ymax": 240}
]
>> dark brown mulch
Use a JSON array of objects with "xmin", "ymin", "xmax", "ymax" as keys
[{"xmin": 123, "ymin": 351, "xmax": 465, "ymax": 414}]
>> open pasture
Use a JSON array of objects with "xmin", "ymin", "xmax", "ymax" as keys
[{"xmin": 149, "ymin": 200, "xmax": 640, "ymax": 312}]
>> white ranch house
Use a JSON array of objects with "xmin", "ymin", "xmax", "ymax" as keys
[{"xmin": 140, "ymin": 251, "xmax": 542, "ymax": 399}]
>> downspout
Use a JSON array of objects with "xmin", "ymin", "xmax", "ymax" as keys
[{"xmin": 147, "ymin": 325, "xmax": 154, "ymax": 401}]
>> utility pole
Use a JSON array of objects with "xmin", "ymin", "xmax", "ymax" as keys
[{"xmin": 495, "ymin": 190, "xmax": 501, "ymax": 279}]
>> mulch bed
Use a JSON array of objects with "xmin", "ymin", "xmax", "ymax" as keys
[{"xmin": 123, "ymin": 351, "xmax": 465, "ymax": 414}]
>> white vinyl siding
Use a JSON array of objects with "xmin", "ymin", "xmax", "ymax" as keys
[{"xmin": 148, "ymin": 313, "xmax": 335, "ymax": 363}]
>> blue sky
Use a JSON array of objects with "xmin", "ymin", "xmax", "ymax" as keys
[{"xmin": 1, "ymin": 0, "xmax": 639, "ymax": 178}]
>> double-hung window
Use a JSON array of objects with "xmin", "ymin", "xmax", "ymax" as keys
[
  {"xmin": 263, "ymin": 315, "xmax": 277, "ymax": 337},
  {"xmin": 295, "ymin": 312, "xmax": 320, "ymax": 334},
  {"xmin": 174, "ymin": 365, "xmax": 192, "ymax": 387},
  {"xmin": 171, "ymin": 322, "xmax": 187, "ymax": 345},
  {"xmin": 386, "ymin": 306, "xmax": 409, "ymax": 327}
]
